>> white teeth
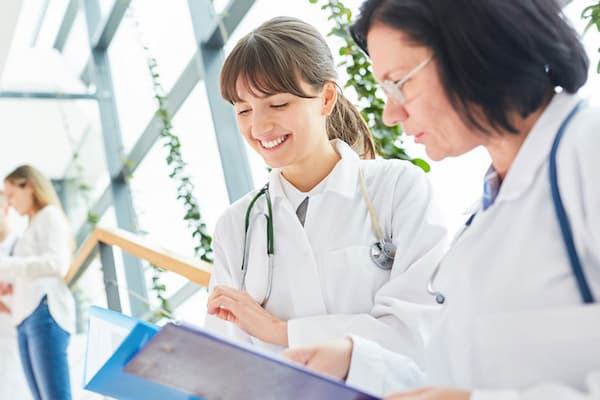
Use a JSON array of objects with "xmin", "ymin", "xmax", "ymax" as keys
[{"xmin": 260, "ymin": 135, "xmax": 287, "ymax": 149}]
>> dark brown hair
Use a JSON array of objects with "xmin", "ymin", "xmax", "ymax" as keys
[
  {"xmin": 350, "ymin": 0, "xmax": 588, "ymax": 134},
  {"xmin": 221, "ymin": 16, "xmax": 375, "ymax": 159}
]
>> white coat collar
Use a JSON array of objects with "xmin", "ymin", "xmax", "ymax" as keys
[
  {"xmin": 268, "ymin": 139, "xmax": 360, "ymax": 200},
  {"xmin": 491, "ymin": 92, "xmax": 582, "ymax": 206}
]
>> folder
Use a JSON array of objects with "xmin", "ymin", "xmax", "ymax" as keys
[
  {"xmin": 84, "ymin": 306, "xmax": 200, "ymax": 400},
  {"xmin": 85, "ymin": 306, "xmax": 380, "ymax": 399}
]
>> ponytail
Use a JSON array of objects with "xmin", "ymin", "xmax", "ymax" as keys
[{"xmin": 327, "ymin": 92, "xmax": 375, "ymax": 160}]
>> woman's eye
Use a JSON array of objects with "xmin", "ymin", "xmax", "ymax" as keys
[
  {"xmin": 237, "ymin": 109, "xmax": 251, "ymax": 115},
  {"xmin": 271, "ymin": 103, "xmax": 288, "ymax": 109}
]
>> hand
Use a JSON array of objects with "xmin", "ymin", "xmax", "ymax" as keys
[
  {"xmin": 283, "ymin": 338, "xmax": 353, "ymax": 380},
  {"xmin": 0, "ymin": 300, "xmax": 11, "ymax": 314},
  {"xmin": 0, "ymin": 282, "xmax": 13, "ymax": 296},
  {"xmin": 385, "ymin": 387, "xmax": 471, "ymax": 400},
  {"xmin": 207, "ymin": 285, "xmax": 288, "ymax": 346}
]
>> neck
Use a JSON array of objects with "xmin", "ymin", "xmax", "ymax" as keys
[
  {"xmin": 485, "ymin": 105, "xmax": 548, "ymax": 179},
  {"xmin": 27, "ymin": 205, "xmax": 42, "ymax": 220},
  {"xmin": 0, "ymin": 227, "xmax": 7, "ymax": 243},
  {"xmin": 281, "ymin": 140, "xmax": 341, "ymax": 192}
]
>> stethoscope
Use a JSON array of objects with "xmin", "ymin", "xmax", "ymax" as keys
[
  {"xmin": 240, "ymin": 168, "xmax": 396, "ymax": 307},
  {"xmin": 426, "ymin": 213, "xmax": 476, "ymax": 305},
  {"xmin": 427, "ymin": 100, "xmax": 589, "ymax": 305}
]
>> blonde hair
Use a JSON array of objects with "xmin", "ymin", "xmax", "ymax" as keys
[
  {"xmin": 220, "ymin": 16, "xmax": 376, "ymax": 159},
  {"xmin": 4, "ymin": 165, "xmax": 64, "ymax": 213}
]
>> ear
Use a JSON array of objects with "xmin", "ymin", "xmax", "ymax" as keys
[{"xmin": 321, "ymin": 81, "xmax": 338, "ymax": 116}]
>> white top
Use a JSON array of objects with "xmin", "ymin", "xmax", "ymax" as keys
[
  {"xmin": 0, "ymin": 205, "xmax": 75, "ymax": 333},
  {"xmin": 278, "ymin": 171, "xmax": 327, "ymax": 211},
  {"xmin": 206, "ymin": 139, "xmax": 448, "ymax": 364},
  {"xmin": 347, "ymin": 93, "xmax": 600, "ymax": 399},
  {"xmin": 0, "ymin": 233, "xmax": 18, "ymax": 256}
]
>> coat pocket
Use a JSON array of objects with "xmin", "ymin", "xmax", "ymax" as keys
[{"xmin": 318, "ymin": 245, "xmax": 390, "ymax": 313}]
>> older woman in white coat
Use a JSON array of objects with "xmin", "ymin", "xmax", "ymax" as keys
[
  {"xmin": 204, "ymin": 16, "xmax": 447, "ymax": 365},
  {"xmin": 284, "ymin": 1, "xmax": 600, "ymax": 399}
]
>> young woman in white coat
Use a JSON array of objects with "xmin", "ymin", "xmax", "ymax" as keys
[
  {"xmin": 1, "ymin": 165, "xmax": 74, "ymax": 400},
  {"xmin": 284, "ymin": 0, "xmax": 600, "ymax": 399},
  {"xmin": 205, "ymin": 16, "xmax": 448, "ymax": 364}
]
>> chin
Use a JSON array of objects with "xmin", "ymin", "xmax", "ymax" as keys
[
  {"xmin": 261, "ymin": 158, "xmax": 288, "ymax": 170},
  {"xmin": 425, "ymin": 148, "xmax": 447, "ymax": 161}
]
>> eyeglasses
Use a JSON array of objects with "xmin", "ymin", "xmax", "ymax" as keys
[{"xmin": 381, "ymin": 55, "xmax": 433, "ymax": 104}]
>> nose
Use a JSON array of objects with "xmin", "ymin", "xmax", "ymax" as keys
[
  {"xmin": 251, "ymin": 110, "xmax": 275, "ymax": 136},
  {"xmin": 382, "ymin": 100, "xmax": 408, "ymax": 127}
]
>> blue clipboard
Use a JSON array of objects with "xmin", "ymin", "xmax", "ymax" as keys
[
  {"xmin": 83, "ymin": 306, "xmax": 200, "ymax": 400},
  {"xmin": 123, "ymin": 322, "xmax": 380, "ymax": 400}
]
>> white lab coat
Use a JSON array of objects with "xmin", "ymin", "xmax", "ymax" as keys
[
  {"xmin": 346, "ymin": 93, "xmax": 600, "ymax": 399},
  {"xmin": 206, "ymin": 139, "xmax": 447, "ymax": 364}
]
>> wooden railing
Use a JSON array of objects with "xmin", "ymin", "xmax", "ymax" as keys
[{"xmin": 65, "ymin": 227, "xmax": 211, "ymax": 288}]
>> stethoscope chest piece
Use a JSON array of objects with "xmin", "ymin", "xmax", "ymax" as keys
[{"xmin": 370, "ymin": 240, "xmax": 396, "ymax": 270}]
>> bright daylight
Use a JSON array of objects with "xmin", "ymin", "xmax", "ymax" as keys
[{"xmin": 0, "ymin": 0, "xmax": 599, "ymax": 399}]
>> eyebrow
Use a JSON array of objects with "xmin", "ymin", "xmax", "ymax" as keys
[{"xmin": 235, "ymin": 92, "xmax": 285, "ymax": 104}]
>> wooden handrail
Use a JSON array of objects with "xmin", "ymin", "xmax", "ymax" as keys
[{"xmin": 65, "ymin": 227, "xmax": 211, "ymax": 287}]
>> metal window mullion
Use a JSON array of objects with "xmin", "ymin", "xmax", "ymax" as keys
[
  {"xmin": 99, "ymin": 243, "xmax": 122, "ymax": 312},
  {"xmin": 188, "ymin": 0, "xmax": 254, "ymax": 202},
  {"xmin": 83, "ymin": 0, "xmax": 148, "ymax": 317},
  {"xmin": 53, "ymin": 0, "xmax": 79, "ymax": 51}
]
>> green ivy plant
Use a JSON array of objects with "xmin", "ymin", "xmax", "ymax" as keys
[
  {"xmin": 583, "ymin": 1, "xmax": 600, "ymax": 72},
  {"xmin": 126, "ymin": 8, "xmax": 214, "ymax": 321},
  {"xmin": 149, "ymin": 68, "xmax": 214, "ymax": 264},
  {"xmin": 147, "ymin": 264, "xmax": 173, "ymax": 322},
  {"xmin": 308, "ymin": 0, "xmax": 430, "ymax": 172}
]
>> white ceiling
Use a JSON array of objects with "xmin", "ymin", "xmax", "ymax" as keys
[
  {"xmin": 0, "ymin": 1, "xmax": 97, "ymax": 181},
  {"xmin": 0, "ymin": 46, "xmax": 96, "ymax": 180},
  {"xmin": 0, "ymin": 0, "xmax": 22, "ymax": 78}
]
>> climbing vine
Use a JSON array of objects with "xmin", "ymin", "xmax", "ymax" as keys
[
  {"xmin": 142, "ymin": 43, "xmax": 214, "ymax": 264},
  {"xmin": 308, "ymin": 0, "xmax": 430, "ymax": 172},
  {"xmin": 583, "ymin": 1, "xmax": 600, "ymax": 72},
  {"xmin": 126, "ymin": 5, "xmax": 214, "ymax": 320}
]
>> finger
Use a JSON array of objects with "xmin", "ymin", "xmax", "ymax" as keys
[
  {"xmin": 282, "ymin": 347, "xmax": 315, "ymax": 365},
  {"xmin": 211, "ymin": 286, "xmax": 252, "ymax": 302},
  {"xmin": 208, "ymin": 296, "xmax": 243, "ymax": 320},
  {"xmin": 208, "ymin": 290, "xmax": 261, "ymax": 315},
  {"xmin": 399, "ymin": 387, "xmax": 431, "ymax": 396},
  {"xmin": 384, "ymin": 387, "xmax": 430, "ymax": 400},
  {"xmin": 216, "ymin": 308, "xmax": 237, "ymax": 323},
  {"xmin": 207, "ymin": 293, "xmax": 238, "ymax": 314}
]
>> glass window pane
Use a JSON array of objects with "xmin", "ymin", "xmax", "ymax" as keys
[
  {"xmin": 107, "ymin": 1, "xmax": 197, "ymax": 154},
  {"xmin": 62, "ymin": 10, "xmax": 92, "ymax": 79}
]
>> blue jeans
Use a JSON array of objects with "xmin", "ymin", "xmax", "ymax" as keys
[{"xmin": 17, "ymin": 296, "xmax": 71, "ymax": 400}]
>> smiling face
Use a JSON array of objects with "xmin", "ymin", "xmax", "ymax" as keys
[
  {"xmin": 233, "ymin": 77, "xmax": 334, "ymax": 171},
  {"xmin": 367, "ymin": 23, "xmax": 483, "ymax": 160}
]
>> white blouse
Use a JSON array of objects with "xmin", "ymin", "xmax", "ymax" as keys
[{"xmin": 0, "ymin": 205, "xmax": 75, "ymax": 333}]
